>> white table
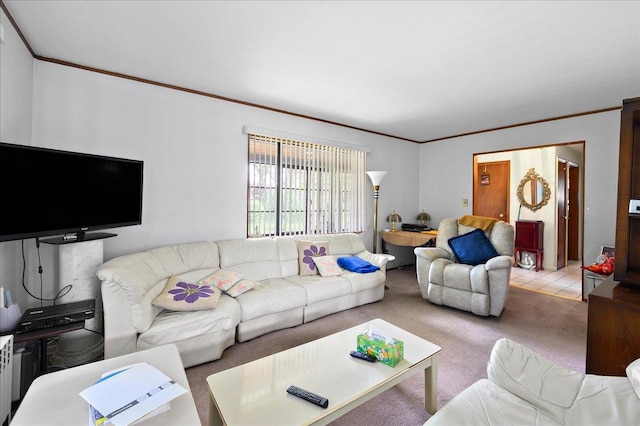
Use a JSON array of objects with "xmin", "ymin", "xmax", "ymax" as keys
[
  {"xmin": 11, "ymin": 344, "xmax": 200, "ymax": 425},
  {"xmin": 207, "ymin": 318, "xmax": 441, "ymax": 426}
]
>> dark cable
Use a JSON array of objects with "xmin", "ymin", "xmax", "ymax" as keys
[{"xmin": 21, "ymin": 238, "xmax": 72, "ymax": 305}]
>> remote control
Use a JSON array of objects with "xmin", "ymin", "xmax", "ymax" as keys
[
  {"xmin": 350, "ymin": 350, "xmax": 377, "ymax": 362},
  {"xmin": 286, "ymin": 385, "xmax": 329, "ymax": 409}
]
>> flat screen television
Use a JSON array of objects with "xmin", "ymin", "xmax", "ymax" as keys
[{"xmin": 0, "ymin": 142, "xmax": 143, "ymax": 242}]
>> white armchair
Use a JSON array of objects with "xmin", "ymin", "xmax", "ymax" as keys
[
  {"xmin": 425, "ymin": 338, "xmax": 640, "ymax": 425},
  {"xmin": 414, "ymin": 217, "xmax": 514, "ymax": 316}
]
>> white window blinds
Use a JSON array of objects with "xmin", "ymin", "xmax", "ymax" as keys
[{"xmin": 248, "ymin": 133, "xmax": 366, "ymax": 237}]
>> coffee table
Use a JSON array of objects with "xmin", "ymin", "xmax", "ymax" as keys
[{"xmin": 207, "ymin": 318, "xmax": 441, "ymax": 425}]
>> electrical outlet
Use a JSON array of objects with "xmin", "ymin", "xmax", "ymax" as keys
[{"xmin": 462, "ymin": 198, "xmax": 468, "ymax": 207}]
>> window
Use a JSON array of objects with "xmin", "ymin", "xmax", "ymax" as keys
[{"xmin": 248, "ymin": 134, "xmax": 366, "ymax": 237}]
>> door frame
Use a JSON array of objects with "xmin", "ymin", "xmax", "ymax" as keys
[{"xmin": 473, "ymin": 141, "xmax": 586, "ymax": 299}]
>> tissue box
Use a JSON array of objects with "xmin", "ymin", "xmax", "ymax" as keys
[{"xmin": 357, "ymin": 333, "xmax": 404, "ymax": 367}]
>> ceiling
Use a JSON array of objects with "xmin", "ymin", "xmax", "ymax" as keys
[{"xmin": 3, "ymin": 1, "xmax": 639, "ymax": 143}]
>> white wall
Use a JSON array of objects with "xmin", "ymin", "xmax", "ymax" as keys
[
  {"xmin": 1, "ymin": 60, "xmax": 420, "ymax": 308},
  {"xmin": 0, "ymin": 9, "xmax": 34, "ymax": 311},
  {"xmin": 419, "ymin": 111, "xmax": 621, "ymax": 298}
]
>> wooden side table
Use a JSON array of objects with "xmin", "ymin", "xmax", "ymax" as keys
[{"xmin": 514, "ymin": 220, "xmax": 544, "ymax": 271}]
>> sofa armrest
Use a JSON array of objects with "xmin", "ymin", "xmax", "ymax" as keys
[
  {"xmin": 414, "ymin": 248, "xmax": 451, "ymax": 299},
  {"xmin": 485, "ymin": 255, "xmax": 514, "ymax": 270},
  {"xmin": 414, "ymin": 247, "xmax": 450, "ymax": 262},
  {"xmin": 487, "ymin": 338, "xmax": 585, "ymax": 423},
  {"xmin": 100, "ymin": 280, "xmax": 139, "ymax": 359},
  {"xmin": 357, "ymin": 250, "xmax": 388, "ymax": 271}
]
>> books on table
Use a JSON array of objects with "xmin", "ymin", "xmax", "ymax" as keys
[{"xmin": 79, "ymin": 362, "xmax": 187, "ymax": 426}]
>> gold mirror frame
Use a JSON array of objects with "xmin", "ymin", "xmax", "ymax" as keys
[{"xmin": 517, "ymin": 168, "xmax": 551, "ymax": 212}]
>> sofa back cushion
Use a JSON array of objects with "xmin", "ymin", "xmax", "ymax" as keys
[
  {"xmin": 218, "ymin": 237, "xmax": 282, "ymax": 281},
  {"xmin": 97, "ymin": 241, "xmax": 220, "ymax": 333}
]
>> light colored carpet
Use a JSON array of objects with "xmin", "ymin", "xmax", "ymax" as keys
[{"xmin": 185, "ymin": 266, "xmax": 587, "ymax": 425}]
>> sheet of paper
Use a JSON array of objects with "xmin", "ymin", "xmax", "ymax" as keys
[{"xmin": 79, "ymin": 362, "xmax": 186, "ymax": 426}]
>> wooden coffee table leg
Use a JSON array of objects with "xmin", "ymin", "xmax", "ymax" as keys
[{"xmin": 424, "ymin": 356, "xmax": 438, "ymax": 414}]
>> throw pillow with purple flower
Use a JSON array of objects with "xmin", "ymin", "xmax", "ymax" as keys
[
  {"xmin": 297, "ymin": 240, "xmax": 329, "ymax": 276},
  {"xmin": 152, "ymin": 275, "xmax": 221, "ymax": 311}
]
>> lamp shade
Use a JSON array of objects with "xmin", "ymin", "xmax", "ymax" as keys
[{"xmin": 366, "ymin": 171, "xmax": 388, "ymax": 186}]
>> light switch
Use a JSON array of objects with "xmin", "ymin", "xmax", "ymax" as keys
[
  {"xmin": 0, "ymin": 23, "xmax": 5, "ymax": 44},
  {"xmin": 462, "ymin": 198, "xmax": 468, "ymax": 207}
]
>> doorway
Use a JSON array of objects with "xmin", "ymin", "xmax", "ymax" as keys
[
  {"xmin": 473, "ymin": 142, "xmax": 585, "ymax": 299},
  {"xmin": 557, "ymin": 159, "xmax": 581, "ymax": 269}
]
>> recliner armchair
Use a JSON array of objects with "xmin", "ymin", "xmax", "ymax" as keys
[{"xmin": 414, "ymin": 217, "xmax": 514, "ymax": 316}]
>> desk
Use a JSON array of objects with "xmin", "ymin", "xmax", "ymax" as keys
[
  {"xmin": 11, "ymin": 344, "xmax": 200, "ymax": 426},
  {"xmin": 379, "ymin": 230, "xmax": 438, "ymax": 254}
]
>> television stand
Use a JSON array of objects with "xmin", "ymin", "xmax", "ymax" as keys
[{"xmin": 38, "ymin": 234, "xmax": 117, "ymax": 367}]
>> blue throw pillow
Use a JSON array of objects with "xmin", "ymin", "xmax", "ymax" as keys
[{"xmin": 448, "ymin": 228, "xmax": 499, "ymax": 266}]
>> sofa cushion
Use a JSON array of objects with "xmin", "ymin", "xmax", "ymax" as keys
[
  {"xmin": 298, "ymin": 240, "xmax": 329, "ymax": 276},
  {"xmin": 139, "ymin": 294, "xmax": 240, "ymax": 348},
  {"xmin": 198, "ymin": 269, "xmax": 243, "ymax": 291},
  {"xmin": 312, "ymin": 255, "xmax": 344, "ymax": 277},
  {"xmin": 152, "ymin": 274, "xmax": 221, "ymax": 311},
  {"xmin": 284, "ymin": 274, "xmax": 352, "ymax": 305},
  {"xmin": 234, "ymin": 278, "xmax": 307, "ymax": 322},
  {"xmin": 342, "ymin": 270, "xmax": 386, "ymax": 293},
  {"xmin": 448, "ymin": 228, "xmax": 499, "ymax": 265}
]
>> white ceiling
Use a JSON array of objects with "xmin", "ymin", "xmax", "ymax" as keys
[{"xmin": 3, "ymin": 1, "xmax": 640, "ymax": 142}]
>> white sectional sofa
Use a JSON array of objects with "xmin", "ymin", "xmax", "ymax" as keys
[
  {"xmin": 425, "ymin": 338, "xmax": 640, "ymax": 425},
  {"xmin": 97, "ymin": 233, "xmax": 387, "ymax": 367}
]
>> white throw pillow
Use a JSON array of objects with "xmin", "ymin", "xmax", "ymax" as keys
[
  {"xmin": 198, "ymin": 269, "xmax": 243, "ymax": 291},
  {"xmin": 226, "ymin": 279, "xmax": 258, "ymax": 297},
  {"xmin": 312, "ymin": 255, "xmax": 344, "ymax": 277},
  {"xmin": 626, "ymin": 357, "xmax": 640, "ymax": 399}
]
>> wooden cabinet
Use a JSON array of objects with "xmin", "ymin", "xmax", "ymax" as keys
[
  {"xmin": 586, "ymin": 279, "xmax": 640, "ymax": 376},
  {"xmin": 514, "ymin": 220, "xmax": 544, "ymax": 271},
  {"xmin": 615, "ymin": 97, "xmax": 640, "ymax": 285}
]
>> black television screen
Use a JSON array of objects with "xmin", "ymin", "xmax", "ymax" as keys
[{"xmin": 0, "ymin": 142, "xmax": 143, "ymax": 242}]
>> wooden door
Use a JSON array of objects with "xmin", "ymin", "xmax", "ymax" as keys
[
  {"xmin": 568, "ymin": 164, "xmax": 580, "ymax": 260},
  {"xmin": 474, "ymin": 161, "xmax": 510, "ymax": 222},
  {"xmin": 557, "ymin": 160, "xmax": 567, "ymax": 270}
]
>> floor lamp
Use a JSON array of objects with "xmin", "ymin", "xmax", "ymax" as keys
[{"xmin": 366, "ymin": 171, "xmax": 388, "ymax": 253}]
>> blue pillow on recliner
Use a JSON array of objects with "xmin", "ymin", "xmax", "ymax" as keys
[{"xmin": 448, "ymin": 228, "xmax": 499, "ymax": 266}]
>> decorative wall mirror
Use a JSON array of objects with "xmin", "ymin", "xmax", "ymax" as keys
[{"xmin": 517, "ymin": 168, "xmax": 551, "ymax": 211}]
